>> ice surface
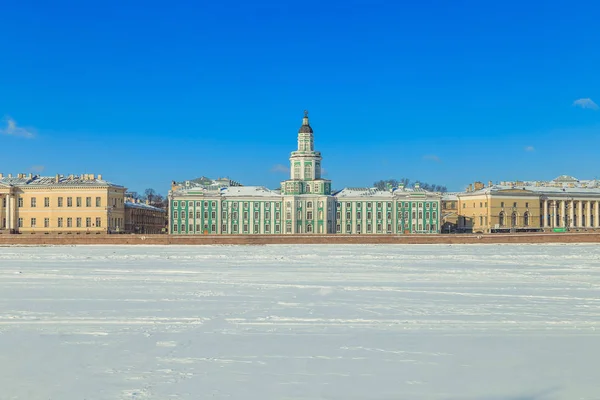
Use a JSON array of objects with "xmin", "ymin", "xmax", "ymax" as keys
[{"xmin": 1, "ymin": 244, "xmax": 599, "ymax": 400}]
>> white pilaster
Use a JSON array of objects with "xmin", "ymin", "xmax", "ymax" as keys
[
  {"xmin": 543, "ymin": 200, "xmax": 548, "ymax": 228},
  {"xmin": 595, "ymin": 201, "xmax": 600, "ymax": 228},
  {"xmin": 8, "ymin": 195, "xmax": 15, "ymax": 232},
  {"xmin": 560, "ymin": 200, "xmax": 566, "ymax": 227},
  {"xmin": 578, "ymin": 200, "xmax": 583, "ymax": 227}
]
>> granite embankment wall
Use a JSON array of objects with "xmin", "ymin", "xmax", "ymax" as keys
[{"xmin": 1, "ymin": 233, "xmax": 600, "ymax": 245}]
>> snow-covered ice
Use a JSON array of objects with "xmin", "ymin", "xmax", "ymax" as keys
[{"xmin": 1, "ymin": 244, "xmax": 599, "ymax": 400}]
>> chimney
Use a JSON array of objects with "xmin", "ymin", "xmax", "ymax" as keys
[
  {"xmin": 90, "ymin": 174, "xmax": 95, "ymax": 180},
  {"xmin": 98, "ymin": 174, "xmax": 103, "ymax": 180},
  {"xmin": 8, "ymin": 173, "xmax": 12, "ymax": 178},
  {"xmin": 28, "ymin": 173, "xmax": 32, "ymax": 179},
  {"xmin": 0, "ymin": 173, "xmax": 3, "ymax": 178},
  {"xmin": 467, "ymin": 184, "xmax": 473, "ymax": 192},
  {"xmin": 69, "ymin": 174, "xmax": 74, "ymax": 179},
  {"xmin": 55, "ymin": 174, "xmax": 60, "ymax": 183},
  {"xmin": 488, "ymin": 180, "xmax": 492, "ymax": 187}
]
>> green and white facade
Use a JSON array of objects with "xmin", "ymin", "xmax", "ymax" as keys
[{"xmin": 168, "ymin": 112, "xmax": 441, "ymax": 235}]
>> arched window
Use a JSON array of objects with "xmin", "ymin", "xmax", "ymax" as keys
[
  {"xmin": 293, "ymin": 164, "xmax": 300, "ymax": 179},
  {"xmin": 524, "ymin": 212, "xmax": 529, "ymax": 226},
  {"xmin": 499, "ymin": 212, "xmax": 505, "ymax": 227},
  {"xmin": 511, "ymin": 212, "xmax": 517, "ymax": 227}
]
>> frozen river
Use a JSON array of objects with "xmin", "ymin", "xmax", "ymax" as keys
[{"xmin": 1, "ymin": 244, "xmax": 599, "ymax": 400}]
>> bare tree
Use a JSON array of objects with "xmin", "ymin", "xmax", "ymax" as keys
[
  {"xmin": 144, "ymin": 188, "xmax": 156, "ymax": 204},
  {"xmin": 373, "ymin": 178, "xmax": 447, "ymax": 192}
]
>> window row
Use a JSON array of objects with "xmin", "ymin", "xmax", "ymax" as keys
[
  {"xmin": 173, "ymin": 223, "xmax": 282, "ymax": 234},
  {"xmin": 336, "ymin": 211, "xmax": 438, "ymax": 220},
  {"xmin": 7, "ymin": 217, "xmax": 103, "ymax": 228},
  {"xmin": 335, "ymin": 223, "xmax": 438, "ymax": 233},
  {"xmin": 5, "ymin": 196, "xmax": 104, "ymax": 208},
  {"xmin": 337, "ymin": 202, "xmax": 437, "ymax": 209},
  {"xmin": 173, "ymin": 210, "xmax": 286, "ymax": 221}
]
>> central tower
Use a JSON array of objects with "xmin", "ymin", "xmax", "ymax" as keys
[{"xmin": 281, "ymin": 111, "xmax": 331, "ymax": 195}]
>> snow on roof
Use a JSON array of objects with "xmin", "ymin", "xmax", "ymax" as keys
[
  {"xmin": 125, "ymin": 202, "xmax": 166, "ymax": 213},
  {"xmin": 442, "ymin": 193, "xmax": 459, "ymax": 200},
  {"xmin": 221, "ymin": 186, "xmax": 281, "ymax": 197},
  {"xmin": 463, "ymin": 184, "xmax": 600, "ymax": 197},
  {"xmin": 334, "ymin": 187, "xmax": 435, "ymax": 198},
  {"xmin": 0, "ymin": 174, "xmax": 124, "ymax": 188}
]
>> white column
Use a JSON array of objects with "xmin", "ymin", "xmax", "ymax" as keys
[
  {"xmin": 560, "ymin": 200, "xmax": 566, "ymax": 227},
  {"xmin": 543, "ymin": 200, "xmax": 548, "ymax": 228},
  {"xmin": 569, "ymin": 200, "xmax": 574, "ymax": 229},
  {"xmin": 552, "ymin": 201, "xmax": 557, "ymax": 227},
  {"xmin": 7, "ymin": 195, "xmax": 14, "ymax": 232},
  {"xmin": 578, "ymin": 200, "xmax": 583, "ymax": 227},
  {"xmin": 586, "ymin": 201, "xmax": 592, "ymax": 228},
  {"xmin": 595, "ymin": 201, "xmax": 600, "ymax": 228}
]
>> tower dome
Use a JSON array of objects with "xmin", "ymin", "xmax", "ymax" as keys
[{"xmin": 298, "ymin": 110, "xmax": 313, "ymax": 133}]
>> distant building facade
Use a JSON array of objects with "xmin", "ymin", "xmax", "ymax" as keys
[
  {"xmin": 124, "ymin": 200, "xmax": 167, "ymax": 234},
  {"xmin": 0, "ymin": 173, "xmax": 126, "ymax": 234},
  {"xmin": 441, "ymin": 193, "xmax": 459, "ymax": 233},
  {"xmin": 168, "ymin": 112, "xmax": 441, "ymax": 235}
]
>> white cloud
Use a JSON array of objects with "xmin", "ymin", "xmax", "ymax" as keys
[
  {"xmin": 423, "ymin": 154, "xmax": 441, "ymax": 163},
  {"xmin": 270, "ymin": 164, "xmax": 289, "ymax": 174},
  {"xmin": 0, "ymin": 116, "xmax": 36, "ymax": 138},
  {"xmin": 524, "ymin": 146, "xmax": 535, "ymax": 152},
  {"xmin": 573, "ymin": 98, "xmax": 599, "ymax": 110}
]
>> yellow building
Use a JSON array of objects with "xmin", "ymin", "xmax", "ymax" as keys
[
  {"xmin": 456, "ymin": 177, "xmax": 600, "ymax": 233},
  {"xmin": 0, "ymin": 173, "xmax": 126, "ymax": 234}
]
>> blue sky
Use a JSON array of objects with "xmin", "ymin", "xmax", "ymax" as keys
[{"xmin": 1, "ymin": 0, "xmax": 599, "ymax": 194}]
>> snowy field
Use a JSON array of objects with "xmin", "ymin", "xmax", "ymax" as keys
[{"xmin": 1, "ymin": 244, "xmax": 600, "ymax": 400}]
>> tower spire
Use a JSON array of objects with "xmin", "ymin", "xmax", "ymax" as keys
[{"xmin": 298, "ymin": 110, "xmax": 313, "ymax": 133}]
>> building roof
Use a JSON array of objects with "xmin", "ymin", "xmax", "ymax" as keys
[
  {"xmin": 174, "ymin": 185, "xmax": 281, "ymax": 198},
  {"xmin": 222, "ymin": 186, "xmax": 281, "ymax": 197},
  {"xmin": 0, "ymin": 174, "xmax": 124, "ymax": 189},
  {"xmin": 125, "ymin": 201, "xmax": 166, "ymax": 213},
  {"xmin": 461, "ymin": 184, "xmax": 600, "ymax": 197},
  {"xmin": 497, "ymin": 175, "xmax": 600, "ymax": 188},
  {"xmin": 334, "ymin": 187, "xmax": 437, "ymax": 198},
  {"xmin": 442, "ymin": 193, "xmax": 459, "ymax": 200}
]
